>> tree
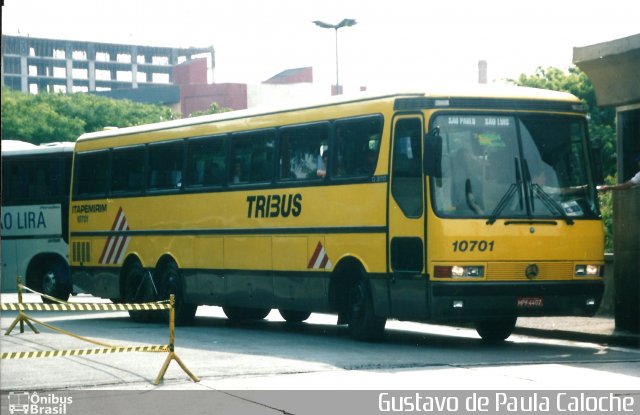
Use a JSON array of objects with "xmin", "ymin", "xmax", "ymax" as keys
[
  {"xmin": 509, "ymin": 66, "xmax": 616, "ymax": 178},
  {"xmin": 187, "ymin": 102, "xmax": 231, "ymax": 117},
  {"xmin": 1, "ymin": 88, "xmax": 178, "ymax": 144}
]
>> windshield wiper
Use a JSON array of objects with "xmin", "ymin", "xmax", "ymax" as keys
[
  {"xmin": 487, "ymin": 158, "xmax": 523, "ymax": 225},
  {"xmin": 530, "ymin": 183, "xmax": 575, "ymax": 225},
  {"xmin": 522, "ymin": 158, "xmax": 575, "ymax": 225},
  {"xmin": 486, "ymin": 183, "xmax": 520, "ymax": 225}
]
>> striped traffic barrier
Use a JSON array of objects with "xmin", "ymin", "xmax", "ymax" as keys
[
  {"xmin": 2, "ymin": 302, "xmax": 171, "ymax": 312},
  {"xmin": 2, "ymin": 345, "xmax": 169, "ymax": 360},
  {"xmin": 1, "ymin": 276, "xmax": 199, "ymax": 385}
]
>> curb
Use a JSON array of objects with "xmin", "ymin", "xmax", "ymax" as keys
[{"xmin": 513, "ymin": 327, "xmax": 640, "ymax": 348}]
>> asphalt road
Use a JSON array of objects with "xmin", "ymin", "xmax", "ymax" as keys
[{"xmin": 1, "ymin": 293, "xmax": 640, "ymax": 392}]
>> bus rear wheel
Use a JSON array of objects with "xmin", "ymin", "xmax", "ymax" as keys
[
  {"xmin": 278, "ymin": 309, "xmax": 311, "ymax": 323},
  {"xmin": 123, "ymin": 260, "xmax": 156, "ymax": 323},
  {"xmin": 347, "ymin": 275, "xmax": 386, "ymax": 342},
  {"xmin": 156, "ymin": 260, "xmax": 197, "ymax": 326},
  {"xmin": 223, "ymin": 307, "xmax": 271, "ymax": 321},
  {"xmin": 475, "ymin": 317, "xmax": 517, "ymax": 343}
]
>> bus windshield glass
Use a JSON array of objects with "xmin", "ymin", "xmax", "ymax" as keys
[{"xmin": 430, "ymin": 114, "xmax": 598, "ymax": 220}]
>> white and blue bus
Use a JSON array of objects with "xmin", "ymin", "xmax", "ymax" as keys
[{"xmin": 1, "ymin": 140, "xmax": 75, "ymax": 302}]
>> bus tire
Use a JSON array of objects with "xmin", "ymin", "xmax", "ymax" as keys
[
  {"xmin": 278, "ymin": 309, "xmax": 311, "ymax": 323},
  {"xmin": 347, "ymin": 275, "xmax": 386, "ymax": 342},
  {"xmin": 156, "ymin": 260, "xmax": 197, "ymax": 326},
  {"xmin": 39, "ymin": 259, "xmax": 71, "ymax": 303},
  {"xmin": 475, "ymin": 317, "xmax": 517, "ymax": 343},
  {"xmin": 123, "ymin": 260, "xmax": 156, "ymax": 323},
  {"xmin": 223, "ymin": 307, "xmax": 270, "ymax": 321}
]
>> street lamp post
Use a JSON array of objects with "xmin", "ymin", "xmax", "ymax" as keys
[{"xmin": 313, "ymin": 19, "xmax": 357, "ymax": 95}]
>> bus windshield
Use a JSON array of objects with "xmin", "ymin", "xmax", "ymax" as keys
[{"xmin": 430, "ymin": 114, "xmax": 598, "ymax": 221}]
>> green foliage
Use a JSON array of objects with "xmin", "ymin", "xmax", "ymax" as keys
[
  {"xmin": 598, "ymin": 175, "xmax": 616, "ymax": 253},
  {"xmin": 509, "ymin": 66, "xmax": 616, "ymax": 178},
  {"xmin": 1, "ymin": 88, "xmax": 178, "ymax": 144},
  {"xmin": 188, "ymin": 102, "xmax": 231, "ymax": 117}
]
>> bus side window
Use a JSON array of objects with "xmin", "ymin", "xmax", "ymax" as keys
[
  {"xmin": 392, "ymin": 118, "xmax": 423, "ymax": 218},
  {"xmin": 278, "ymin": 123, "xmax": 329, "ymax": 181},
  {"xmin": 186, "ymin": 135, "xmax": 226, "ymax": 188},
  {"xmin": 29, "ymin": 161, "xmax": 50, "ymax": 197},
  {"xmin": 2, "ymin": 161, "xmax": 26, "ymax": 202},
  {"xmin": 148, "ymin": 141, "xmax": 184, "ymax": 191},
  {"xmin": 74, "ymin": 150, "xmax": 109, "ymax": 198},
  {"xmin": 230, "ymin": 130, "xmax": 275, "ymax": 184},
  {"xmin": 334, "ymin": 115, "xmax": 383, "ymax": 178},
  {"xmin": 111, "ymin": 146, "xmax": 145, "ymax": 194}
]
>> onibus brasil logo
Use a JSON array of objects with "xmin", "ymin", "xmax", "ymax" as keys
[{"xmin": 8, "ymin": 391, "xmax": 72, "ymax": 414}]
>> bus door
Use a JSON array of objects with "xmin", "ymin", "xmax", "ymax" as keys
[{"xmin": 387, "ymin": 115, "xmax": 427, "ymax": 319}]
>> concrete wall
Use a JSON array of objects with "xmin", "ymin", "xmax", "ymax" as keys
[
  {"xmin": 613, "ymin": 188, "xmax": 640, "ymax": 331},
  {"xmin": 179, "ymin": 83, "xmax": 247, "ymax": 115},
  {"xmin": 598, "ymin": 253, "xmax": 615, "ymax": 316},
  {"xmin": 174, "ymin": 58, "xmax": 208, "ymax": 86}
]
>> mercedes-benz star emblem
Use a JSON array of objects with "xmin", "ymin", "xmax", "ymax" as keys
[{"xmin": 525, "ymin": 264, "xmax": 539, "ymax": 279}]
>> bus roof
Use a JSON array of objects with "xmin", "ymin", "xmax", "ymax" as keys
[
  {"xmin": 76, "ymin": 85, "xmax": 581, "ymax": 143},
  {"xmin": 1, "ymin": 140, "xmax": 75, "ymax": 156}
]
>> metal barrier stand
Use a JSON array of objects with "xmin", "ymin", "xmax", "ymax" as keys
[
  {"xmin": 2, "ymin": 276, "xmax": 199, "ymax": 385},
  {"xmin": 4, "ymin": 276, "xmax": 39, "ymax": 335},
  {"xmin": 154, "ymin": 294, "xmax": 199, "ymax": 384}
]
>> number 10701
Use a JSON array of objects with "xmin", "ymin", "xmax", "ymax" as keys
[{"xmin": 452, "ymin": 240, "xmax": 495, "ymax": 252}]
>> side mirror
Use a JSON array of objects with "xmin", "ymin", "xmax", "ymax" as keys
[{"xmin": 424, "ymin": 126, "xmax": 442, "ymax": 178}]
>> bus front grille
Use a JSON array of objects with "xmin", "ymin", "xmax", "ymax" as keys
[{"xmin": 486, "ymin": 262, "xmax": 573, "ymax": 281}]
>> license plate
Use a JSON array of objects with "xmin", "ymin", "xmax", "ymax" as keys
[{"xmin": 517, "ymin": 297, "xmax": 544, "ymax": 307}]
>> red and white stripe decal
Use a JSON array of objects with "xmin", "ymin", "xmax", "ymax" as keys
[
  {"xmin": 99, "ymin": 207, "xmax": 131, "ymax": 265},
  {"xmin": 307, "ymin": 241, "xmax": 332, "ymax": 270}
]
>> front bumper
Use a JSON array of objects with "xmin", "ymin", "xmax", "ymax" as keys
[{"xmin": 430, "ymin": 280, "xmax": 604, "ymax": 321}]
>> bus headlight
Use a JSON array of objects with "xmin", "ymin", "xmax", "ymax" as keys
[
  {"xmin": 435, "ymin": 265, "xmax": 484, "ymax": 278},
  {"xmin": 575, "ymin": 264, "xmax": 601, "ymax": 277}
]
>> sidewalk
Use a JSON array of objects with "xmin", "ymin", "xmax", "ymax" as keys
[{"xmin": 515, "ymin": 316, "xmax": 640, "ymax": 348}]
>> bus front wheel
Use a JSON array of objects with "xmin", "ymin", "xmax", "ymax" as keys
[
  {"xmin": 475, "ymin": 317, "xmax": 517, "ymax": 343},
  {"xmin": 347, "ymin": 276, "xmax": 386, "ymax": 342}
]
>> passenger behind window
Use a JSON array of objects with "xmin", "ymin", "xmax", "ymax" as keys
[
  {"xmin": 205, "ymin": 162, "xmax": 222, "ymax": 186},
  {"xmin": 232, "ymin": 159, "xmax": 244, "ymax": 184},
  {"xmin": 362, "ymin": 148, "xmax": 378, "ymax": 175},
  {"xmin": 317, "ymin": 149, "xmax": 328, "ymax": 178},
  {"xmin": 451, "ymin": 147, "xmax": 484, "ymax": 214}
]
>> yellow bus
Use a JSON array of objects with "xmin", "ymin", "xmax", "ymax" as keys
[{"xmin": 69, "ymin": 87, "xmax": 604, "ymax": 341}]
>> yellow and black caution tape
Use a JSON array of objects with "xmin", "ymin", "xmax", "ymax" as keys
[
  {"xmin": 2, "ymin": 345, "xmax": 169, "ymax": 360},
  {"xmin": 19, "ymin": 283, "xmax": 70, "ymax": 304},
  {"xmin": 3, "ymin": 277, "xmax": 199, "ymax": 384},
  {"xmin": 1, "ymin": 302, "xmax": 171, "ymax": 312}
]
